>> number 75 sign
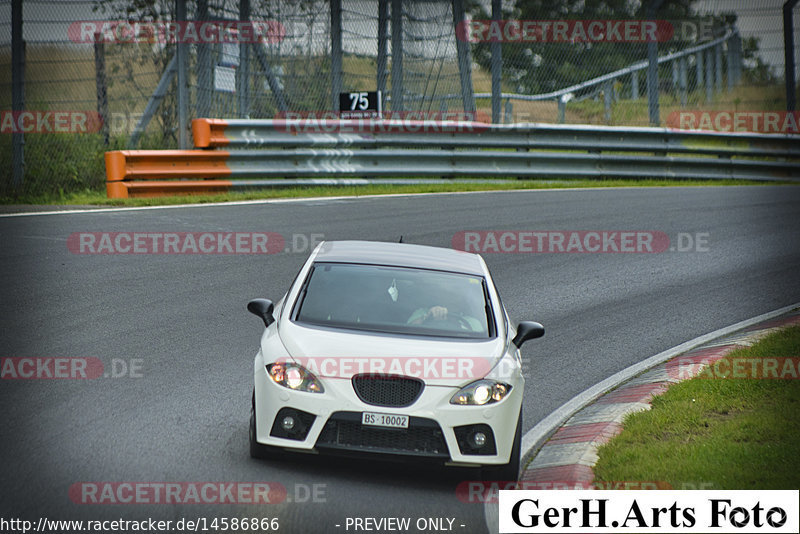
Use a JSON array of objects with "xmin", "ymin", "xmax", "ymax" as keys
[{"xmin": 339, "ymin": 91, "xmax": 382, "ymax": 118}]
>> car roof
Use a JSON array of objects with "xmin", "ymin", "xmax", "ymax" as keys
[{"xmin": 313, "ymin": 240, "xmax": 486, "ymax": 276}]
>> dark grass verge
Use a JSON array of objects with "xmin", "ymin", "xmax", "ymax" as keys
[{"xmin": 0, "ymin": 178, "xmax": 784, "ymax": 208}]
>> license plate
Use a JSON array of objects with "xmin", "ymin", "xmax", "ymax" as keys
[{"xmin": 362, "ymin": 412, "xmax": 409, "ymax": 429}]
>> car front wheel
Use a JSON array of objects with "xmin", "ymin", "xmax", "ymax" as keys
[
  {"xmin": 250, "ymin": 390, "xmax": 280, "ymax": 460},
  {"xmin": 480, "ymin": 410, "xmax": 521, "ymax": 482}
]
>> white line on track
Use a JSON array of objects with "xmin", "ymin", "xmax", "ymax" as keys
[{"xmin": 0, "ymin": 186, "xmax": 740, "ymax": 218}]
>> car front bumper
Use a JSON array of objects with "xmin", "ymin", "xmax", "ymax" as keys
[{"xmin": 253, "ymin": 356, "xmax": 523, "ymax": 466}]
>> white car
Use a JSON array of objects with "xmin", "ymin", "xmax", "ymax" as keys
[{"xmin": 247, "ymin": 240, "xmax": 544, "ymax": 480}]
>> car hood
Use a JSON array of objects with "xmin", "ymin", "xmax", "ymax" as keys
[{"xmin": 277, "ymin": 319, "xmax": 508, "ymax": 387}]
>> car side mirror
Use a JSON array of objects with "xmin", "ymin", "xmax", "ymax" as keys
[
  {"xmin": 247, "ymin": 298, "xmax": 275, "ymax": 327},
  {"xmin": 512, "ymin": 321, "xmax": 544, "ymax": 348}
]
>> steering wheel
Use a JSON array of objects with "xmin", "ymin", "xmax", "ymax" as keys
[{"xmin": 423, "ymin": 311, "xmax": 472, "ymax": 331}]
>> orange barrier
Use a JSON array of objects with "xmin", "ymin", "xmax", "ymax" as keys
[
  {"xmin": 192, "ymin": 119, "xmax": 229, "ymax": 148},
  {"xmin": 105, "ymin": 150, "xmax": 232, "ymax": 198},
  {"xmin": 106, "ymin": 180, "xmax": 233, "ymax": 198}
]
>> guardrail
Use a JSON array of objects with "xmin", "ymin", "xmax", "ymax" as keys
[
  {"xmin": 104, "ymin": 119, "xmax": 800, "ymax": 198},
  {"xmin": 193, "ymin": 118, "xmax": 800, "ymax": 157}
]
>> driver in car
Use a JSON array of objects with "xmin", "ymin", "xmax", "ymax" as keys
[
  {"xmin": 406, "ymin": 287, "xmax": 483, "ymax": 332},
  {"xmin": 407, "ymin": 305, "xmax": 449, "ymax": 324}
]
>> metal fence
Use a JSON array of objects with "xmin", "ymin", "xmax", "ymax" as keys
[{"xmin": 1, "ymin": 0, "xmax": 799, "ymax": 197}]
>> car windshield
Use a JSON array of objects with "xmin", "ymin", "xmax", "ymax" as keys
[{"xmin": 293, "ymin": 262, "xmax": 494, "ymax": 339}]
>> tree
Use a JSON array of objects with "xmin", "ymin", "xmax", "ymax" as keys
[{"xmin": 740, "ymin": 36, "xmax": 778, "ymax": 85}]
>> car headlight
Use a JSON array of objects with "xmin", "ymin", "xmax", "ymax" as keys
[
  {"xmin": 266, "ymin": 362, "xmax": 324, "ymax": 393},
  {"xmin": 450, "ymin": 379, "xmax": 512, "ymax": 405}
]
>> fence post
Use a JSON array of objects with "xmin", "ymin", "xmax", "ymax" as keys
[
  {"xmin": 733, "ymin": 32, "xmax": 743, "ymax": 84},
  {"xmin": 671, "ymin": 59, "xmax": 679, "ymax": 92},
  {"xmin": 604, "ymin": 80, "xmax": 613, "ymax": 123},
  {"xmin": 176, "ymin": 0, "xmax": 189, "ymax": 149},
  {"xmin": 331, "ymin": 0, "xmax": 343, "ymax": 112},
  {"xmin": 557, "ymin": 98, "xmax": 566, "ymax": 123},
  {"xmin": 11, "ymin": 0, "xmax": 24, "ymax": 191},
  {"xmin": 390, "ymin": 0, "xmax": 404, "ymax": 111},
  {"xmin": 714, "ymin": 41, "xmax": 723, "ymax": 94},
  {"xmin": 491, "ymin": 0, "xmax": 502, "ymax": 123},
  {"xmin": 452, "ymin": 0, "xmax": 476, "ymax": 114},
  {"xmin": 238, "ymin": 0, "xmax": 251, "ymax": 118},
  {"xmin": 646, "ymin": 0, "xmax": 663, "ymax": 126},
  {"xmin": 785, "ymin": 0, "xmax": 799, "ymax": 111},
  {"xmin": 679, "ymin": 58, "xmax": 688, "ymax": 107},
  {"xmin": 696, "ymin": 50, "xmax": 704, "ymax": 90},
  {"xmin": 631, "ymin": 70, "xmax": 639, "ymax": 100},
  {"xmin": 705, "ymin": 48, "xmax": 713, "ymax": 102},
  {"xmin": 377, "ymin": 0, "xmax": 389, "ymax": 110},
  {"xmin": 94, "ymin": 33, "xmax": 109, "ymax": 145},
  {"xmin": 728, "ymin": 33, "xmax": 740, "ymax": 86},
  {"xmin": 196, "ymin": 0, "xmax": 211, "ymax": 118}
]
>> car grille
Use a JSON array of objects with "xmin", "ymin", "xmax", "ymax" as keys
[
  {"xmin": 352, "ymin": 374, "xmax": 423, "ymax": 407},
  {"xmin": 315, "ymin": 412, "xmax": 449, "ymax": 458}
]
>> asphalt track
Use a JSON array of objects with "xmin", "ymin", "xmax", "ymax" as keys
[{"xmin": 1, "ymin": 185, "xmax": 799, "ymax": 533}]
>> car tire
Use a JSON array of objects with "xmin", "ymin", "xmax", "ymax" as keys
[
  {"xmin": 250, "ymin": 390, "xmax": 278, "ymax": 460},
  {"xmin": 481, "ymin": 410, "xmax": 522, "ymax": 482}
]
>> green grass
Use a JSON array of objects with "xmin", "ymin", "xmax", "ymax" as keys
[
  {"xmin": 564, "ymin": 84, "xmax": 789, "ymax": 126},
  {"xmin": 0, "ymin": 178, "xmax": 781, "ymax": 207},
  {"xmin": 593, "ymin": 325, "xmax": 800, "ymax": 490}
]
